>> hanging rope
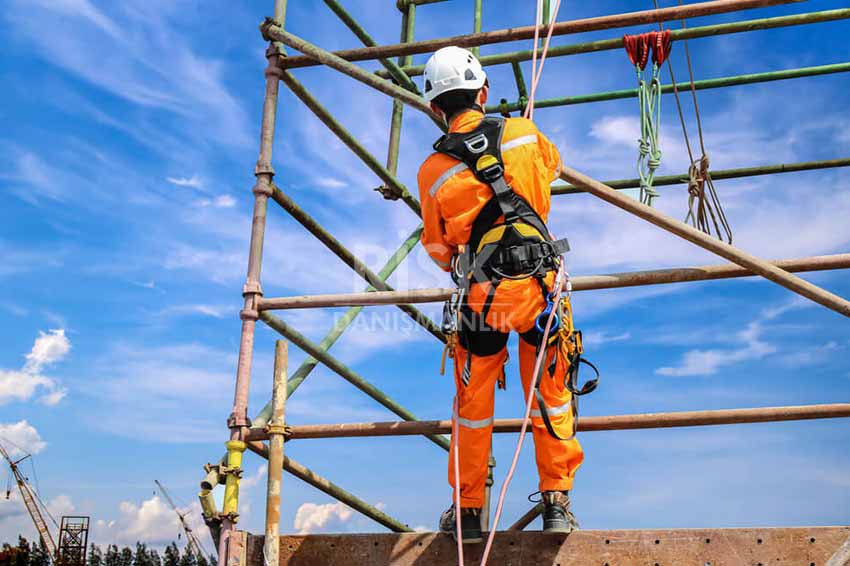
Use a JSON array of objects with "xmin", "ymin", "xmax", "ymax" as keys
[
  {"xmin": 623, "ymin": 30, "xmax": 672, "ymax": 207},
  {"xmin": 652, "ymin": 0, "xmax": 733, "ymax": 242}
]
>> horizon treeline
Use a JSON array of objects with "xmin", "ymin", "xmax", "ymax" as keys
[{"xmin": 0, "ymin": 538, "xmax": 216, "ymax": 566}]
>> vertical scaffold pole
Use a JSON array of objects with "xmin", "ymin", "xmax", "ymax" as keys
[
  {"xmin": 387, "ymin": 2, "xmax": 417, "ymax": 174},
  {"xmin": 220, "ymin": 0, "xmax": 287, "ymax": 562},
  {"xmin": 472, "ymin": 0, "xmax": 483, "ymax": 57},
  {"xmin": 263, "ymin": 341, "xmax": 288, "ymax": 566}
]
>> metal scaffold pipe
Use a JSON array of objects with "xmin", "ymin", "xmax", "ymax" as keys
[
  {"xmin": 259, "ymin": 311, "xmax": 452, "ymax": 451},
  {"xmin": 553, "ymin": 157, "xmax": 850, "ymax": 195},
  {"xmin": 263, "ymin": 341, "xmax": 287, "ymax": 566},
  {"xmin": 278, "ymin": 0, "xmax": 803, "ymax": 69},
  {"xmin": 376, "ymin": 8, "xmax": 850, "ymax": 78},
  {"xmin": 269, "ymin": 186, "xmax": 443, "ymax": 341},
  {"xmin": 322, "ymin": 0, "xmax": 418, "ymax": 93},
  {"xmin": 246, "ymin": 441, "xmax": 413, "ymax": 533},
  {"xmin": 256, "ymin": 253, "xmax": 850, "ymax": 310},
  {"xmin": 250, "ymin": 227, "xmax": 425, "ymax": 429},
  {"xmin": 487, "ymin": 62, "xmax": 850, "ymax": 114},
  {"xmin": 559, "ymin": 165, "xmax": 850, "ymax": 318},
  {"xmin": 248, "ymin": 403, "xmax": 850, "ymax": 440},
  {"xmin": 279, "ymin": 71, "xmax": 423, "ymax": 215}
]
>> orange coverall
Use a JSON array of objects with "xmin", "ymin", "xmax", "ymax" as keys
[{"xmin": 418, "ymin": 109, "xmax": 584, "ymax": 508}]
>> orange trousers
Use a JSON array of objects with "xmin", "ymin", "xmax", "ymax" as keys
[{"xmin": 448, "ymin": 276, "xmax": 584, "ymax": 508}]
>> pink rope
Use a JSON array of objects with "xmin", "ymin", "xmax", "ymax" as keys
[
  {"xmin": 523, "ymin": 0, "xmax": 563, "ymax": 120},
  {"xmin": 479, "ymin": 265, "xmax": 566, "ymax": 565},
  {"xmin": 452, "ymin": 395, "xmax": 465, "ymax": 564}
]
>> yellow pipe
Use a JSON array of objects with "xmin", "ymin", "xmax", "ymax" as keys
[
  {"xmin": 199, "ymin": 489, "xmax": 218, "ymax": 519},
  {"xmin": 222, "ymin": 440, "xmax": 246, "ymax": 518}
]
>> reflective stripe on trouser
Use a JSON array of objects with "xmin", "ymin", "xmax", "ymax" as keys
[
  {"xmin": 448, "ymin": 336, "xmax": 584, "ymax": 508},
  {"xmin": 449, "ymin": 344, "xmax": 506, "ymax": 509}
]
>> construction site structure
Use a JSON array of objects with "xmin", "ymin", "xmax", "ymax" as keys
[
  {"xmin": 194, "ymin": 0, "xmax": 850, "ymax": 564},
  {"xmin": 57, "ymin": 517, "xmax": 89, "ymax": 566},
  {"xmin": 1, "ymin": 442, "xmax": 91, "ymax": 566},
  {"xmin": 155, "ymin": 480, "xmax": 210, "ymax": 559}
]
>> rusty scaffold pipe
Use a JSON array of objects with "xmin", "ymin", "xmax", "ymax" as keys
[
  {"xmin": 376, "ymin": 8, "xmax": 850, "ymax": 78},
  {"xmin": 559, "ymin": 165, "xmax": 850, "ymax": 318},
  {"xmin": 256, "ymin": 253, "xmax": 850, "ymax": 310},
  {"xmin": 246, "ymin": 441, "xmax": 413, "ymax": 533},
  {"xmin": 277, "ymin": 0, "xmax": 803, "ymax": 69},
  {"xmin": 263, "ymin": 341, "xmax": 287, "ymax": 566},
  {"xmin": 553, "ymin": 157, "xmax": 850, "ymax": 195},
  {"xmin": 244, "ymin": 403, "xmax": 850, "ymax": 441}
]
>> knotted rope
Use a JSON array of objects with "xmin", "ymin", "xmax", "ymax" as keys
[{"xmin": 624, "ymin": 30, "xmax": 672, "ymax": 207}]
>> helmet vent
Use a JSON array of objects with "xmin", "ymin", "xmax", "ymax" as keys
[
  {"xmin": 464, "ymin": 69, "xmax": 476, "ymax": 80},
  {"xmin": 425, "ymin": 80, "xmax": 432, "ymax": 92}
]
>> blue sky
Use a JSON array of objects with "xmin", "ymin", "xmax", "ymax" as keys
[{"xmin": 1, "ymin": 0, "xmax": 849, "ymax": 549}]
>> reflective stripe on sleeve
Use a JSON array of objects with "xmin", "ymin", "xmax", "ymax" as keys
[
  {"xmin": 428, "ymin": 133, "xmax": 538, "ymax": 196},
  {"xmin": 432, "ymin": 256, "xmax": 452, "ymax": 269},
  {"xmin": 428, "ymin": 163, "xmax": 469, "ymax": 196},
  {"xmin": 501, "ymin": 134, "xmax": 537, "ymax": 153}
]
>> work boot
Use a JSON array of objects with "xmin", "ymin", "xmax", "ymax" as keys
[
  {"xmin": 542, "ymin": 491, "xmax": 579, "ymax": 534},
  {"xmin": 439, "ymin": 505, "xmax": 483, "ymax": 543}
]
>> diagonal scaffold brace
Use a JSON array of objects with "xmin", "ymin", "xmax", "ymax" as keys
[{"xmin": 559, "ymin": 165, "xmax": 850, "ymax": 318}]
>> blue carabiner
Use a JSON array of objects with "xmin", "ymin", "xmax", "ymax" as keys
[{"xmin": 535, "ymin": 298, "xmax": 560, "ymax": 335}]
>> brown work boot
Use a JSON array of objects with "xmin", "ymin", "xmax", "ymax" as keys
[
  {"xmin": 439, "ymin": 505, "xmax": 483, "ymax": 543},
  {"xmin": 542, "ymin": 491, "xmax": 579, "ymax": 534}
]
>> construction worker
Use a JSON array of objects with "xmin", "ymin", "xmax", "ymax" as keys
[{"xmin": 418, "ymin": 46, "xmax": 585, "ymax": 543}]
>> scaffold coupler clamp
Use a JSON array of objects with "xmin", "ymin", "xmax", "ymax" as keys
[
  {"xmin": 374, "ymin": 184, "xmax": 403, "ymax": 200},
  {"xmin": 264, "ymin": 422, "xmax": 292, "ymax": 440}
]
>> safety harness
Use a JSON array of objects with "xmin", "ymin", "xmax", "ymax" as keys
[{"xmin": 434, "ymin": 116, "xmax": 598, "ymax": 441}]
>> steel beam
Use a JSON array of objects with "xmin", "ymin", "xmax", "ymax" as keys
[
  {"xmin": 246, "ymin": 441, "xmax": 412, "ymax": 533},
  {"xmin": 553, "ymin": 157, "xmax": 850, "ymax": 195},
  {"xmin": 256, "ymin": 253, "xmax": 850, "ymax": 310},
  {"xmin": 242, "ymin": 527, "xmax": 850, "ymax": 564},
  {"xmin": 279, "ymin": 71, "xmax": 422, "ymax": 215},
  {"xmin": 377, "ymin": 8, "xmax": 850, "ymax": 78},
  {"xmin": 245, "ymin": 403, "xmax": 850, "ymax": 440},
  {"xmin": 269, "ymin": 186, "xmax": 442, "ymax": 341},
  {"xmin": 560, "ymin": 165, "xmax": 850, "ymax": 318},
  {"xmin": 278, "ymin": 0, "xmax": 803, "ymax": 69},
  {"xmin": 259, "ymin": 311, "xmax": 451, "ymax": 451},
  {"xmin": 487, "ymin": 62, "xmax": 850, "ymax": 113}
]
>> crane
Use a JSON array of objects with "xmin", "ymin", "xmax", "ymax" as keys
[
  {"xmin": 1, "ymin": 442, "xmax": 58, "ymax": 560},
  {"xmin": 154, "ymin": 480, "xmax": 210, "ymax": 559}
]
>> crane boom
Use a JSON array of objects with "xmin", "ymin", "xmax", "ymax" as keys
[
  {"xmin": 154, "ymin": 480, "xmax": 209, "ymax": 559},
  {"xmin": 1, "ymin": 443, "xmax": 58, "ymax": 559}
]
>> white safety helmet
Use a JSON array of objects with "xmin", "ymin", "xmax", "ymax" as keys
[{"xmin": 422, "ymin": 46, "xmax": 487, "ymax": 102}]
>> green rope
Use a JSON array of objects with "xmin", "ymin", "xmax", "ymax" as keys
[{"xmin": 635, "ymin": 61, "xmax": 664, "ymax": 206}]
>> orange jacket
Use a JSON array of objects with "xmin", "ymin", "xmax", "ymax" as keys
[
  {"xmin": 417, "ymin": 110, "xmax": 562, "ymax": 270},
  {"xmin": 417, "ymin": 110, "xmax": 563, "ymax": 332}
]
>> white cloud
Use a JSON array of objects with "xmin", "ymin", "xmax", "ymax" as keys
[
  {"xmin": 654, "ymin": 300, "xmax": 811, "ymax": 377},
  {"xmin": 0, "ymin": 420, "xmax": 47, "ymax": 456},
  {"xmin": 315, "ymin": 177, "xmax": 347, "ymax": 189},
  {"xmin": 583, "ymin": 330, "xmax": 632, "ymax": 347},
  {"xmin": 294, "ymin": 502, "xmax": 354, "ymax": 534},
  {"xmin": 0, "ymin": 329, "xmax": 69, "ymax": 406},
  {"xmin": 94, "ymin": 495, "xmax": 210, "ymax": 548},
  {"xmin": 24, "ymin": 329, "xmax": 71, "ymax": 373},
  {"xmin": 166, "ymin": 175, "xmax": 203, "ymax": 189},
  {"xmin": 214, "ymin": 194, "xmax": 236, "ymax": 208}
]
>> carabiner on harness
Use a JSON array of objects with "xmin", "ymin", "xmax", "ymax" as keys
[{"xmin": 534, "ymin": 291, "xmax": 562, "ymax": 335}]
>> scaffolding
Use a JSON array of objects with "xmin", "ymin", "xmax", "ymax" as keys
[{"xmin": 201, "ymin": 1, "xmax": 850, "ymax": 564}]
